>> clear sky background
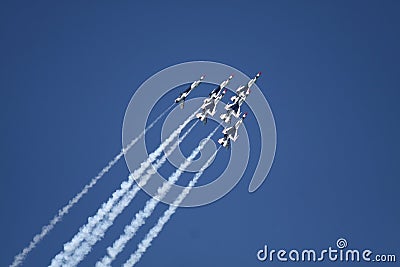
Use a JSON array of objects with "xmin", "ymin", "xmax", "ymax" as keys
[{"xmin": 1, "ymin": 1, "xmax": 399, "ymax": 266}]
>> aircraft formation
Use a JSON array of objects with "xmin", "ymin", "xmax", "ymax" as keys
[
  {"xmin": 175, "ymin": 72, "xmax": 261, "ymax": 148},
  {"xmin": 9, "ymin": 70, "xmax": 262, "ymax": 267}
]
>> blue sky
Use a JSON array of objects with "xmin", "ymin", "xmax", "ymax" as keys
[{"xmin": 1, "ymin": 1, "xmax": 399, "ymax": 266}]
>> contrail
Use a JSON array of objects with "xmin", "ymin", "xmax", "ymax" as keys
[
  {"xmin": 9, "ymin": 104, "xmax": 173, "ymax": 267},
  {"xmin": 124, "ymin": 146, "xmax": 221, "ymax": 267},
  {"xmin": 64, "ymin": 120, "xmax": 199, "ymax": 267},
  {"xmin": 96, "ymin": 126, "xmax": 220, "ymax": 267},
  {"xmin": 49, "ymin": 110, "xmax": 197, "ymax": 267}
]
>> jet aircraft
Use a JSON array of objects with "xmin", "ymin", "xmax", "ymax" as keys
[
  {"xmin": 218, "ymin": 112, "xmax": 247, "ymax": 148},
  {"xmin": 175, "ymin": 75, "xmax": 205, "ymax": 108}
]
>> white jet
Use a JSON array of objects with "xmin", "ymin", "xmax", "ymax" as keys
[
  {"xmin": 220, "ymin": 72, "xmax": 261, "ymax": 123},
  {"xmin": 196, "ymin": 75, "xmax": 232, "ymax": 124},
  {"xmin": 218, "ymin": 112, "xmax": 247, "ymax": 148},
  {"xmin": 230, "ymin": 72, "xmax": 261, "ymax": 103},
  {"xmin": 220, "ymin": 90, "xmax": 249, "ymax": 123},
  {"xmin": 196, "ymin": 89, "xmax": 227, "ymax": 124},
  {"xmin": 206, "ymin": 74, "xmax": 233, "ymax": 101},
  {"xmin": 175, "ymin": 75, "xmax": 205, "ymax": 109}
]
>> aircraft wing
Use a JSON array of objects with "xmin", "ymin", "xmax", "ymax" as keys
[
  {"xmin": 236, "ymin": 85, "xmax": 246, "ymax": 94},
  {"xmin": 231, "ymin": 103, "xmax": 240, "ymax": 113},
  {"xmin": 231, "ymin": 132, "xmax": 239, "ymax": 142},
  {"xmin": 209, "ymin": 86, "xmax": 221, "ymax": 97},
  {"xmin": 232, "ymin": 104, "xmax": 241, "ymax": 118},
  {"xmin": 203, "ymin": 100, "xmax": 215, "ymax": 111},
  {"xmin": 225, "ymin": 100, "xmax": 239, "ymax": 111},
  {"xmin": 222, "ymin": 126, "xmax": 233, "ymax": 135},
  {"xmin": 182, "ymin": 86, "xmax": 192, "ymax": 94}
]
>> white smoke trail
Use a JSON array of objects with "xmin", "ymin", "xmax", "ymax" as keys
[
  {"xmin": 9, "ymin": 105, "xmax": 173, "ymax": 267},
  {"xmin": 65, "ymin": 120, "xmax": 199, "ymax": 267},
  {"xmin": 96, "ymin": 126, "xmax": 220, "ymax": 267},
  {"xmin": 123, "ymin": 146, "xmax": 221, "ymax": 267},
  {"xmin": 49, "ymin": 110, "xmax": 197, "ymax": 267}
]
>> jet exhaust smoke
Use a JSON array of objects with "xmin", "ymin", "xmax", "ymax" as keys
[
  {"xmin": 123, "ymin": 147, "xmax": 221, "ymax": 267},
  {"xmin": 97, "ymin": 126, "xmax": 220, "ymax": 267},
  {"xmin": 65, "ymin": 120, "xmax": 199, "ymax": 267},
  {"xmin": 9, "ymin": 104, "xmax": 173, "ymax": 267},
  {"xmin": 49, "ymin": 110, "xmax": 197, "ymax": 267}
]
